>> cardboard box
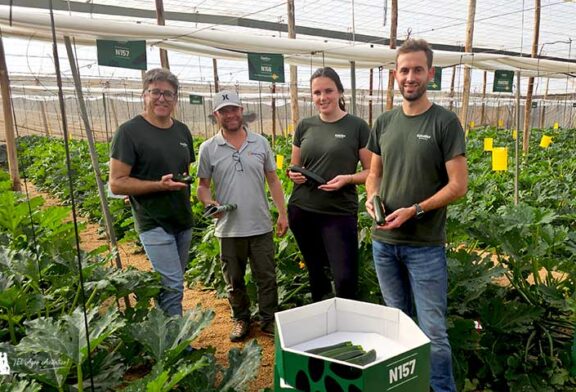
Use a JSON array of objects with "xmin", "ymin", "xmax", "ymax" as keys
[{"xmin": 274, "ymin": 298, "xmax": 430, "ymax": 392}]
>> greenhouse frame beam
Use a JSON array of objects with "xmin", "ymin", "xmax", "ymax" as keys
[{"xmin": 2, "ymin": 0, "xmax": 576, "ymax": 65}]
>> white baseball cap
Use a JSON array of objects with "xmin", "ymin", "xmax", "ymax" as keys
[{"xmin": 213, "ymin": 91, "xmax": 242, "ymax": 112}]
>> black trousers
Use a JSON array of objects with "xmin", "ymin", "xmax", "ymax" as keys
[{"xmin": 288, "ymin": 205, "xmax": 359, "ymax": 302}]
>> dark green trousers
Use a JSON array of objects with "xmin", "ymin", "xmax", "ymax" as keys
[{"xmin": 219, "ymin": 231, "xmax": 278, "ymax": 323}]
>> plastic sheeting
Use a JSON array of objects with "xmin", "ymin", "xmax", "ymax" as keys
[{"xmin": 0, "ymin": 6, "xmax": 575, "ymax": 77}]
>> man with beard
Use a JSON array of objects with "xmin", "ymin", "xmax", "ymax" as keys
[
  {"xmin": 110, "ymin": 68, "xmax": 194, "ymax": 317},
  {"xmin": 197, "ymin": 90, "xmax": 288, "ymax": 342},
  {"xmin": 365, "ymin": 39, "xmax": 468, "ymax": 392}
]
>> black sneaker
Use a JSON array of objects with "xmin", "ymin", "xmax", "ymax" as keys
[
  {"xmin": 260, "ymin": 320, "xmax": 275, "ymax": 336},
  {"xmin": 230, "ymin": 319, "xmax": 250, "ymax": 342}
]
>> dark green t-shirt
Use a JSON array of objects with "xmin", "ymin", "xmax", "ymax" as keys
[
  {"xmin": 289, "ymin": 114, "xmax": 370, "ymax": 215},
  {"xmin": 367, "ymin": 104, "xmax": 466, "ymax": 245},
  {"xmin": 110, "ymin": 115, "xmax": 195, "ymax": 234}
]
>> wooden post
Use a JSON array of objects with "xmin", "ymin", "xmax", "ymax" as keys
[
  {"xmin": 155, "ymin": 0, "xmax": 170, "ymax": 69},
  {"xmin": 523, "ymin": 0, "xmax": 540, "ymax": 155},
  {"xmin": 514, "ymin": 71, "xmax": 521, "ymax": 205},
  {"xmin": 385, "ymin": 0, "xmax": 397, "ymax": 111},
  {"xmin": 212, "ymin": 59, "xmax": 220, "ymax": 93},
  {"xmin": 350, "ymin": 61, "xmax": 357, "ymax": 115},
  {"xmin": 108, "ymin": 97, "xmax": 119, "ymax": 130},
  {"xmin": 102, "ymin": 93, "xmax": 110, "ymax": 142},
  {"xmin": 40, "ymin": 99, "xmax": 50, "ymax": 136},
  {"xmin": 271, "ymin": 83, "xmax": 276, "ymax": 146},
  {"xmin": 539, "ymin": 77, "xmax": 549, "ymax": 129},
  {"xmin": 64, "ymin": 36, "xmax": 125, "ymax": 276},
  {"xmin": 287, "ymin": 0, "xmax": 299, "ymax": 134},
  {"xmin": 0, "ymin": 35, "xmax": 21, "ymax": 191},
  {"xmin": 368, "ymin": 68, "xmax": 374, "ymax": 127},
  {"xmin": 480, "ymin": 71, "xmax": 487, "ymax": 125},
  {"xmin": 202, "ymin": 99, "xmax": 208, "ymax": 139},
  {"xmin": 449, "ymin": 66, "xmax": 457, "ymax": 112},
  {"xmin": 459, "ymin": 0, "xmax": 476, "ymax": 128}
]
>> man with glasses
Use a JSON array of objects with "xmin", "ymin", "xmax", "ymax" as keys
[
  {"xmin": 109, "ymin": 68, "xmax": 194, "ymax": 317},
  {"xmin": 197, "ymin": 90, "xmax": 288, "ymax": 342}
]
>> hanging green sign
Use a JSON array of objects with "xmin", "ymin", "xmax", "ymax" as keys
[
  {"xmin": 189, "ymin": 95, "xmax": 204, "ymax": 105},
  {"xmin": 532, "ymin": 101, "xmax": 538, "ymax": 108},
  {"xmin": 248, "ymin": 53, "xmax": 285, "ymax": 83},
  {"xmin": 427, "ymin": 67, "xmax": 442, "ymax": 91},
  {"xmin": 493, "ymin": 70, "xmax": 514, "ymax": 93},
  {"xmin": 97, "ymin": 40, "xmax": 147, "ymax": 70}
]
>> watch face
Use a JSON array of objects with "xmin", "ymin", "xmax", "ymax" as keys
[{"xmin": 415, "ymin": 204, "xmax": 424, "ymax": 219}]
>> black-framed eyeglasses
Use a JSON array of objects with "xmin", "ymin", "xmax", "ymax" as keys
[
  {"xmin": 146, "ymin": 89, "xmax": 177, "ymax": 102},
  {"xmin": 232, "ymin": 151, "xmax": 243, "ymax": 172}
]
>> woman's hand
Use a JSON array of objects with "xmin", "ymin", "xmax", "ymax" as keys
[
  {"xmin": 318, "ymin": 174, "xmax": 353, "ymax": 191},
  {"xmin": 288, "ymin": 169, "xmax": 307, "ymax": 184}
]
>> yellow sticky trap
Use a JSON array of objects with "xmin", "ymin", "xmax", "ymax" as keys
[
  {"xmin": 498, "ymin": 119, "xmax": 504, "ymax": 128},
  {"xmin": 483, "ymin": 138, "xmax": 493, "ymax": 152},
  {"xmin": 276, "ymin": 154, "xmax": 285, "ymax": 170},
  {"xmin": 492, "ymin": 147, "xmax": 508, "ymax": 171},
  {"xmin": 512, "ymin": 130, "xmax": 517, "ymax": 140},
  {"xmin": 540, "ymin": 135, "xmax": 552, "ymax": 148},
  {"xmin": 553, "ymin": 122, "xmax": 559, "ymax": 130},
  {"xmin": 469, "ymin": 121, "xmax": 475, "ymax": 129}
]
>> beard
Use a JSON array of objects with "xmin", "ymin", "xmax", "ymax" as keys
[
  {"xmin": 399, "ymin": 82, "xmax": 427, "ymax": 102},
  {"xmin": 220, "ymin": 117, "xmax": 243, "ymax": 132}
]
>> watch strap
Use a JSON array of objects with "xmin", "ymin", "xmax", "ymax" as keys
[{"xmin": 413, "ymin": 203, "xmax": 424, "ymax": 219}]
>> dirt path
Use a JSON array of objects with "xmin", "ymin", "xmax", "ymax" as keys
[{"xmin": 24, "ymin": 183, "xmax": 274, "ymax": 391}]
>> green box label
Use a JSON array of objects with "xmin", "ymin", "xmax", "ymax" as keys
[
  {"xmin": 189, "ymin": 94, "xmax": 204, "ymax": 105},
  {"xmin": 493, "ymin": 70, "xmax": 514, "ymax": 93},
  {"xmin": 97, "ymin": 40, "xmax": 147, "ymax": 70},
  {"xmin": 248, "ymin": 53, "xmax": 285, "ymax": 83},
  {"xmin": 427, "ymin": 67, "xmax": 442, "ymax": 91}
]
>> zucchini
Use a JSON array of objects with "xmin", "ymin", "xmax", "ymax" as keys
[
  {"xmin": 320, "ymin": 345, "xmax": 363, "ymax": 358},
  {"xmin": 332, "ymin": 348, "xmax": 365, "ymax": 361},
  {"xmin": 307, "ymin": 341, "xmax": 353, "ymax": 355},
  {"xmin": 347, "ymin": 349, "xmax": 377, "ymax": 366}
]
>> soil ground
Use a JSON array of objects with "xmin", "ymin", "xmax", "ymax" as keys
[{"xmin": 24, "ymin": 182, "xmax": 274, "ymax": 392}]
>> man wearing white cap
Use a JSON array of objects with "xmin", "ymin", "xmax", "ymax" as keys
[{"xmin": 197, "ymin": 90, "xmax": 288, "ymax": 342}]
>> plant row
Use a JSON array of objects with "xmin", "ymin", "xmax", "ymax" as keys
[{"xmin": 0, "ymin": 169, "xmax": 263, "ymax": 391}]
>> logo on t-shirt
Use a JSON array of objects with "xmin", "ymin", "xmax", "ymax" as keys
[
  {"xmin": 416, "ymin": 134, "xmax": 431, "ymax": 141},
  {"xmin": 179, "ymin": 142, "xmax": 188, "ymax": 148},
  {"xmin": 334, "ymin": 133, "xmax": 346, "ymax": 139},
  {"xmin": 248, "ymin": 151, "xmax": 266, "ymax": 162}
]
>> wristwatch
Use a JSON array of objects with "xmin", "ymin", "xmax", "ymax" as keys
[{"xmin": 413, "ymin": 203, "xmax": 424, "ymax": 220}]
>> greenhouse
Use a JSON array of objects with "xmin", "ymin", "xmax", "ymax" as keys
[{"xmin": 0, "ymin": 1, "xmax": 574, "ymax": 391}]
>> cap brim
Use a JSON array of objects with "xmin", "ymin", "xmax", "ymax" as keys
[{"xmin": 213, "ymin": 102, "xmax": 242, "ymax": 112}]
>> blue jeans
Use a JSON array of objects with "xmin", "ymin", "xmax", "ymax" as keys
[
  {"xmin": 139, "ymin": 226, "xmax": 193, "ymax": 316},
  {"xmin": 372, "ymin": 240, "xmax": 456, "ymax": 392}
]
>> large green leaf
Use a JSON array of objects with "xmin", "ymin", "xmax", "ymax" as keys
[
  {"xmin": 0, "ymin": 377, "xmax": 42, "ymax": 392},
  {"xmin": 123, "ymin": 358, "xmax": 208, "ymax": 392},
  {"xmin": 129, "ymin": 305, "xmax": 214, "ymax": 363},
  {"xmin": 218, "ymin": 339, "xmax": 262, "ymax": 392},
  {"xmin": 15, "ymin": 307, "xmax": 125, "ymax": 389}
]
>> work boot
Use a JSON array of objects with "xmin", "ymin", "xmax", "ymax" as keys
[
  {"xmin": 260, "ymin": 320, "xmax": 275, "ymax": 336},
  {"xmin": 230, "ymin": 319, "xmax": 250, "ymax": 342}
]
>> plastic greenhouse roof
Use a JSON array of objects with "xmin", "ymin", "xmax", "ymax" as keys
[{"xmin": 0, "ymin": 0, "xmax": 574, "ymax": 93}]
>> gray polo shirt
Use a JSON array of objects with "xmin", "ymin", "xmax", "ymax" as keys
[{"xmin": 197, "ymin": 128, "xmax": 276, "ymax": 238}]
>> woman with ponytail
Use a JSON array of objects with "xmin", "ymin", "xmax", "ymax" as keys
[{"xmin": 287, "ymin": 67, "xmax": 371, "ymax": 302}]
